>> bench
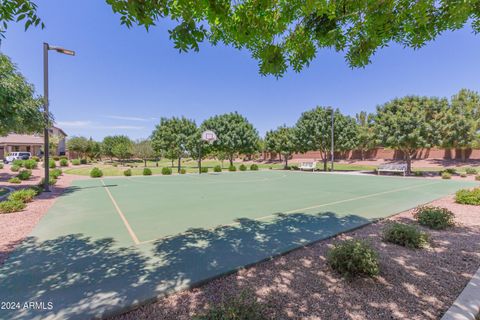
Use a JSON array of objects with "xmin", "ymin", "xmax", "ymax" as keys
[
  {"xmin": 377, "ymin": 163, "xmax": 407, "ymax": 176},
  {"xmin": 299, "ymin": 161, "xmax": 317, "ymax": 171}
]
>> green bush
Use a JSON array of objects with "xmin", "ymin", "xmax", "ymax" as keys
[
  {"xmin": 193, "ymin": 291, "xmax": 267, "ymax": 320},
  {"xmin": 413, "ymin": 206, "xmax": 455, "ymax": 230},
  {"xmin": 12, "ymin": 159, "xmax": 24, "ymax": 167},
  {"xmin": 460, "ymin": 173, "xmax": 467, "ymax": 178},
  {"xmin": 162, "ymin": 167, "xmax": 172, "ymax": 175},
  {"xmin": 143, "ymin": 168, "xmax": 152, "ymax": 176},
  {"xmin": 441, "ymin": 172, "xmax": 452, "ymax": 180},
  {"xmin": 123, "ymin": 169, "xmax": 132, "ymax": 176},
  {"xmin": 250, "ymin": 164, "xmax": 259, "ymax": 171},
  {"xmin": 90, "ymin": 167, "xmax": 103, "ymax": 178},
  {"xmin": 413, "ymin": 171, "xmax": 423, "ymax": 177},
  {"xmin": 0, "ymin": 200, "xmax": 26, "ymax": 213},
  {"xmin": 239, "ymin": 164, "xmax": 247, "ymax": 171},
  {"xmin": 291, "ymin": 165, "xmax": 299, "ymax": 170},
  {"xmin": 80, "ymin": 159, "xmax": 87, "ymax": 165},
  {"xmin": 50, "ymin": 168, "xmax": 62, "ymax": 179},
  {"xmin": 59, "ymin": 158, "xmax": 69, "ymax": 166},
  {"xmin": 229, "ymin": 165, "xmax": 237, "ymax": 172},
  {"xmin": 48, "ymin": 159, "xmax": 56, "ymax": 168},
  {"xmin": 327, "ymin": 240, "xmax": 380, "ymax": 278},
  {"xmin": 59, "ymin": 155, "xmax": 68, "ymax": 160},
  {"xmin": 71, "ymin": 159, "xmax": 81, "ymax": 165},
  {"xmin": 52, "ymin": 156, "xmax": 60, "ymax": 161},
  {"xmin": 8, "ymin": 177, "xmax": 21, "ymax": 184},
  {"xmin": 180, "ymin": 168, "xmax": 187, "ymax": 174},
  {"xmin": 31, "ymin": 156, "xmax": 40, "ymax": 162},
  {"xmin": 30, "ymin": 185, "xmax": 43, "ymax": 195},
  {"xmin": 39, "ymin": 177, "xmax": 57, "ymax": 186},
  {"xmin": 444, "ymin": 168, "xmax": 457, "ymax": 175},
  {"xmin": 214, "ymin": 165, "xmax": 222, "ymax": 172},
  {"xmin": 382, "ymin": 223, "xmax": 429, "ymax": 249},
  {"xmin": 0, "ymin": 163, "xmax": 3, "ymax": 169},
  {"xmin": 8, "ymin": 189, "xmax": 37, "ymax": 203},
  {"xmin": 200, "ymin": 167, "xmax": 209, "ymax": 173},
  {"xmin": 465, "ymin": 167, "xmax": 478, "ymax": 175},
  {"xmin": 10, "ymin": 165, "xmax": 20, "ymax": 172},
  {"xmin": 23, "ymin": 159, "xmax": 37, "ymax": 169},
  {"xmin": 17, "ymin": 169, "xmax": 32, "ymax": 180},
  {"xmin": 455, "ymin": 188, "xmax": 480, "ymax": 206}
]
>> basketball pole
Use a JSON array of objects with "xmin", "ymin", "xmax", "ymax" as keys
[{"xmin": 198, "ymin": 141, "xmax": 202, "ymax": 174}]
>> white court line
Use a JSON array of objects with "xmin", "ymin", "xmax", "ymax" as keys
[{"xmin": 101, "ymin": 179, "xmax": 140, "ymax": 245}]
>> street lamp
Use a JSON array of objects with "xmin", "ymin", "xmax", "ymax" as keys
[
  {"xmin": 329, "ymin": 108, "xmax": 334, "ymax": 172},
  {"xmin": 43, "ymin": 43, "xmax": 75, "ymax": 191}
]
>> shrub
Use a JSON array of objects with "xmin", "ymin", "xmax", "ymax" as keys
[
  {"xmin": 214, "ymin": 165, "xmax": 222, "ymax": 172},
  {"xmin": 0, "ymin": 200, "xmax": 26, "ymax": 213},
  {"xmin": 17, "ymin": 169, "xmax": 32, "ymax": 180},
  {"xmin": 90, "ymin": 167, "xmax": 103, "ymax": 178},
  {"xmin": 441, "ymin": 172, "xmax": 451, "ymax": 180},
  {"xmin": 413, "ymin": 206, "xmax": 455, "ymax": 230},
  {"xmin": 50, "ymin": 168, "xmax": 62, "ymax": 179},
  {"xmin": 8, "ymin": 177, "xmax": 21, "ymax": 184},
  {"xmin": 239, "ymin": 164, "xmax": 247, "ymax": 171},
  {"xmin": 460, "ymin": 173, "xmax": 467, "ymax": 178},
  {"xmin": 413, "ymin": 171, "xmax": 423, "ymax": 177},
  {"xmin": 71, "ymin": 159, "xmax": 81, "ymax": 165},
  {"xmin": 200, "ymin": 167, "xmax": 209, "ymax": 173},
  {"xmin": 123, "ymin": 169, "xmax": 132, "ymax": 176},
  {"xmin": 12, "ymin": 159, "xmax": 24, "ymax": 167},
  {"xmin": 53, "ymin": 156, "xmax": 60, "ymax": 161},
  {"xmin": 162, "ymin": 167, "xmax": 172, "ymax": 175},
  {"xmin": 193, "ymin": 291, "xmax": 267, "ymax": 320},
  {"xmin": 180, "ymin": 168, "xmax": 187, "ymax": 174},
  {"xmin": 465, "ymin": 167, "xmax": 478, "ymax": 175},
  {"xmin": 476, "ymin": 175, "xmax": 480, "ymax": 181},
  {"xmin": 444, "ymin": 168, "xmax": 457, "ymax": 175},
  {"xmin": 59, "ymin": 158, "xmax": 69, "ymax": 167},
  {"xmin": 327, "ymin": 240, "xmax": 379, "ymax": 278},
  {"xmin": 80, "ymin": 158, "xmax": 87, "ymax": 165},
  {"xmin": 0, "ymin": 163, "xmax": 3, "ymax": 169},
  {"xmin": 30, "ymin": 185, "xmax": 43, "ymax": 195},
  {"xmin": 39, "ymin": 177, "xmax": 57, "ymax": 186},
  {"xmin": 229, "ymin": 165, "xmax": 237, "ymax": 172},
  {"xmin": 31, "ymin": 156, "xmax": 40, "ymax": 162},
  {"xmin": 291, "ymin": 165, "xmax": 299, "ymax": 170},
  {"xmin": 48, "ymin": 159, "xmax": 56, "ymax": 168},
  {"xmin": 23, "ymin": 159, "xmax": 37, "ymax": 169},
  {"xmin": 455, "ymin": 188, "xmax": 480, "ymax": 206},
  {"xmin": 382, "ymin": 223, "xmax": 429, "ymax": 249},
  {"xmin": 10, "ymin": 165, "xmax": 20, "ymax": 172},
  {"xmin": 143, "ymin": 168, "xmax": 152, "ymax": 176},
  {"xmin": 8, "ymin": 189, "xmax": 37, "ymax": 203},
  {"xmin": 250, "ymin": 164, "xmax": 259, "ymax": 171},
  {"xmin": 59, "ymin": 155, "xmax": 68, "ymax": 160}
]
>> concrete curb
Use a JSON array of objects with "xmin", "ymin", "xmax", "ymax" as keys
[{"xmin": 441, "ymin": 266, "xmax": 480, "ymax": 320}]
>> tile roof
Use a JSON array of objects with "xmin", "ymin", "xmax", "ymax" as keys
[{"xmin": 0, "ymin": 134, "xmax": 44, "ymax": 145}]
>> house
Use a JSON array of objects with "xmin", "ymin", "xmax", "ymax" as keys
[{"xmin": 0, "ymin": 126, "xmax": 67, "ymax": 159}]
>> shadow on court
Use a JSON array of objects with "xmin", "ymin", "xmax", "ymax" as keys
[{"xmin": 0, "ymin": 211, "xmax": 370, "ymax": 319}]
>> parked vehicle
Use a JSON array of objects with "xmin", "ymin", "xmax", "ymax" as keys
[{"xmin": 4, "ymin": 152, "xmax": 31, "ymax": 163}]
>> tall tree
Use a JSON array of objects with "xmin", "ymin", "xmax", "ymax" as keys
[
  {"xmin": 66, "ymin": 136, "xmax": 89, "ymax": 159},
  {"xmin": 112, "ymin": 138, "xmax": 133, "ymax": 164},
  {"xmin": 151, "ymin": 117, "xmax": 197, "ymax": 173},
  {"xmin": 0, "ymin": 53, "xmax": 45, "ymax": 136},
  {"xmin": 48, "ymin": 133, "xmax": 62, "ymax": 156},
  {"xmin": 295, "ymin": 107, "xmax": 358, "ymax": 171},
  {"xmin": 355, "ymin": 111, "xmax": 376, "ymax": 160},
  {"xmin": 265, "ymin": 125, "xmax": 297, "ymax": 168},
  {"xmin": 201, "ymin": 112, "xmax": 259, "ymax": 166},
  {"xmin": 86, "ymin": 138, "xmax": 102, "ymax": 160},
  {"xmin": 441, "ymin": 89, "xmax": 480, "ymax": 162},
  {"xmin": 133, "ymin": 139, "xmax": 154, "ymax": 167},
  {"xmin": 375, "ymin": 96, "xmax": 447, "ymax": 174}
]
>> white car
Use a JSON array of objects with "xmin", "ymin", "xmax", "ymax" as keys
[{"xmin": 4, "ymin": 152, "xmax": 31, "ymax": 164}]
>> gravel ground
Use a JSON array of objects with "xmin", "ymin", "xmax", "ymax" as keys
[
  {"xmin": 113, "ymin": 196, "xmax": 480, "ymax": 320},
  {"xmin": 0, "ymin": 165, "xmax": 85, "ymax": 265}
]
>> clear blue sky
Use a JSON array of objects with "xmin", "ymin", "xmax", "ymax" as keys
[{"xmin": 2, "ymin": 1, "xmax": 480, "ymax": 140}]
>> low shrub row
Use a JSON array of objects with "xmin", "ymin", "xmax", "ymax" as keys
[
  {"xmin": 17, "ymin": 169, "xmax": 32, "ymax": 180},
  {"xmin": 0, "ymin": 187, "xmax": 41, "ymax": 214},
  {"xmin": 455, "ymin": 188, "xmax": 480, "ymax": 206}
]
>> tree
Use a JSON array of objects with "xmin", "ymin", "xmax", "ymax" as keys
[
  {"xmin": 112, "ymin": 138, "xmax": 133, "ymax": 164},
  {"xmin": 441, "ymin": 89, "xmax": 480, "ymax": 162},
  {"xmin": 102, "ymin": 135, "xmax": 129, "ymax": 162},
  {"xmin": 7, "ymin": 2, "xmax": 480, "ymax": 77},
  {"xmin": 201, "ymin": 112, "xmax": 259, "ymax": 166},
  {"xmin": 48, "ymin": 133, "xmax": 62, "ymax": 156},
  {"xmin": 375, "ymin": 96, "xmax": 447, "ymax": 174},
  {"xmin": 355, "ymin": 111, "xmax": 376, "ymax": 160},
  {"xmin": 295, "ymin": 107, "xmax": 358, "ymax": 171},
  {"xmin": 66, "ymin": 136, "xmax": 89, "ymax": 159},
  {"xmin": 0, "ymin": 53, "xmax": 45, "ymax": 136},
  {"xmin": 151, "ymin": 117, "xmax": 197, "ymax": 173},
  {"xmin": 86, "ymin": 138, "xmax": 102, "ymax": 160},
  {"xmin": 133, "ymin": 139, "xmax": 154, "ymax": 167},
  {"xmin": 265, "ymin": 125, "xmax": 297, "ymax": 168}
]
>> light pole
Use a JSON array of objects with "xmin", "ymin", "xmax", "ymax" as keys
[
  {"xmin": 43, "ymin": 43, "xmax": 75, "ymax": 191},
  {"xmin": 330, "ymin": 108, "xmax": 334, "ymax": 172}
]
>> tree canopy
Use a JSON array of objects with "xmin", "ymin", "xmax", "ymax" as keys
[
  {"xmin": 102, "ymin": 135, "xmax": 132, "ymax": 162},
  {"xmin": 66, "ymin": 136, "xmax": 90, "ymax": 159},
  {"xmin": 355, "ymin": 111, "xmax": 376, "ymax": 160},
  {"xmin": 0, "ymin": 53, "xmax": 45, "ymax": 136},
  {"xmin": 4, "ymin": 1, "xmax": 480, "ymax": 77},
  {"xmin": 133, "ymin": 139, "xmax": 155, "ymax": 166},
  {"xmin": 201, "ymin": 112, "xmax": 259, "ymax": 165},
  {"xmin": 265, "ymin": 125, "xmax": 297, "ymax": 168}
]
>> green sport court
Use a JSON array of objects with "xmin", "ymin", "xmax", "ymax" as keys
[{"xmin": 0, "ymin": 171, "xmax": 476, "ymax": 319}]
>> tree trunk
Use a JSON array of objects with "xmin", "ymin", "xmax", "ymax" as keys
[
  {"xmin": 405, "ymin": 152, "xmax": 412, "ymax": 175},
  {"xmin": 171, "ymin": 159, "xmax": 174, "ymax": 167},
  {"xmin": 461, "ymin": 148, "xmax": 466, "ymax": 162},
  {"xmin": 177, "ymin": 157, "xmax": 181, "ymax": 173},
  {"xmin": 229, "ymin": 155, "xmax": 234, "ymax": 166},
  {"xmin": 156, "ymin": 160, "xmax": 159, "ymax": 167},
  {"xmin": 144, "ymin": 159, "xmax": 147, "ymax": 167},
  {"xmin": 361, "ymin": 149, "xmax": 365, "ymax": 161},
  {"xmin": 284, "ymin": 155, "xmax": 288, "ymax": 169}
]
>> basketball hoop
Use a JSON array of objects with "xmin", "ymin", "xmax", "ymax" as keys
[{"xmin": 201, "ymin": 130, "xmax": 217, "ymax": 144}]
